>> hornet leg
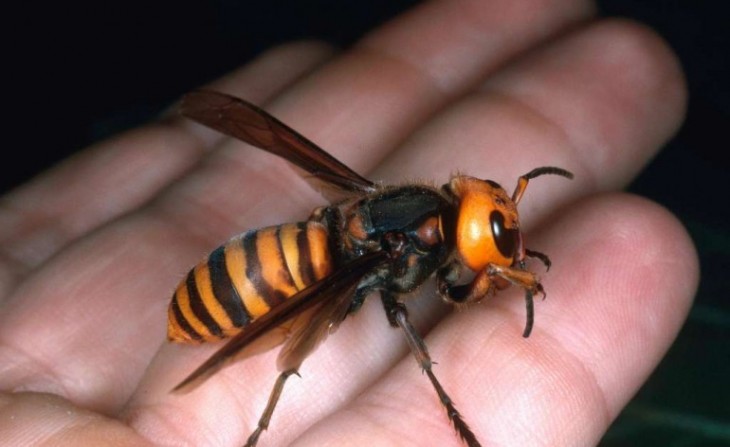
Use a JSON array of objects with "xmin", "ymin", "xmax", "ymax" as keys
[
  {"xmin": 381, "ymin": 292, "xmax": 482, "ymax": 447},
  {"xmin": 244, "ymin": 369, "xmax": 297, "ymax": 447}
]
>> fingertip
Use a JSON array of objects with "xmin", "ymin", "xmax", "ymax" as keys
[
  {"xmin": 587, "ymin": 18, "xmax": 688, "ymax": 147},
  {"xmin": 481, "ymin": 18, "xmax": 688, "ymax": 191},
  {"xmin": 543, "ymin": 193, "xmax": 697, "ymax": 411}
]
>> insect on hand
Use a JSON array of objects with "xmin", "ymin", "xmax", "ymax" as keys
[{"xmin": 167, "ymin": 90, "xmax": 574, "ymax": 447}]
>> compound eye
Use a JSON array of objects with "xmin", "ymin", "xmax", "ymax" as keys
[{"xmin": 490, "ymin": 210, "xmax": 518, "ymax": 259}]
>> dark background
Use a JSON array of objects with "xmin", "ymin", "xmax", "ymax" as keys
[{"xmin": 3, "ymin": 1, "xmax": 728, "ymax": 444}]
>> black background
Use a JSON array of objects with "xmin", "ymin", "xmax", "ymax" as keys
[{"xmin": 3, "ymin": 1, "xmax": 729, "ymax": 444}]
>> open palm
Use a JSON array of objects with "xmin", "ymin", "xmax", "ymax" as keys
[{"xmin": 0, "ymin": 1, "xmax": 696, "ymax": 446}]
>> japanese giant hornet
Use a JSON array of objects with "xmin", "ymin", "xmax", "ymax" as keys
[{"xmin": 168, "ymin": 90, "xmax": 573, "ymax": 447}]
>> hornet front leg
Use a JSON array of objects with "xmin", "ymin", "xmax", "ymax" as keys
[{"xmin": 437, "ymin": 261, "xmax": 546, "ymax": 337}]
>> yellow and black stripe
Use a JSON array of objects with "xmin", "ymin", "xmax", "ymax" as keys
[{"xmin": 168, "ymin": 222, "xmax": 333, "ymax": 343}]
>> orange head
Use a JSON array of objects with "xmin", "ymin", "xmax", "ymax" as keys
[
  {"xmin": 449, "ymin": 176, "xmax": 522, "ymax": 271},
  {"xmin": 448, "ymin": 167, "xmax": 573, "ymax": 272}
]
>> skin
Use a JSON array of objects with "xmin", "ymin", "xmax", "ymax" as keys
[{"xmin": 0, "ymin": 0, "xmax": 697, "ymax": 446}]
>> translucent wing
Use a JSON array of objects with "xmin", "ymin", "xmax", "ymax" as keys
[
  {"xmin": 276, "ymin": 269, "xmax": 362, "ymax": 372},
  {"xmin": 181, "ymin": 90, "xmax": 375, "ymax": 194},
  {"xmin": 173, "ymin": 251, "xmax": 387, "ymax": 392}
]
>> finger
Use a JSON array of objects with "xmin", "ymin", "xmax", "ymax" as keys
[
  {"xmin": 378, "ymin": 18, "xmax": 687, "ymax": 197},
  {"xmin": 296, "ymin": 193, "xmax": 697, "ymax": 447},
  {"xmin": 0, "ymin": 0, "xmax": 596, "ymax": 420},
  {"xmin": 0, "ymin": 41, "xmax": 334, "ymax": 276},
  {"xmin": 124, "ymin": 17, "xmax": 686, "ymax": 447},
  {"xmin": 0, "ymin": 391, "xmax": 153, "ymax": 447}
]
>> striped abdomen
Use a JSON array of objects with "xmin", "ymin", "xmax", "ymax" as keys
[{"xmin": 168, "ymin": 222, "xmax": 333, "ymax": 343}]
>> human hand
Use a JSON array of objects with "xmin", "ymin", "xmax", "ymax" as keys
[{"xmin": 0, "ymin": 0, "xmax": 696, "ymax": 446}]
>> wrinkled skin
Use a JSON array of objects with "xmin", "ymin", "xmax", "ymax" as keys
[{"xmin": 0, "ymin": 0, "xmax": 696, "ymax": 446}]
